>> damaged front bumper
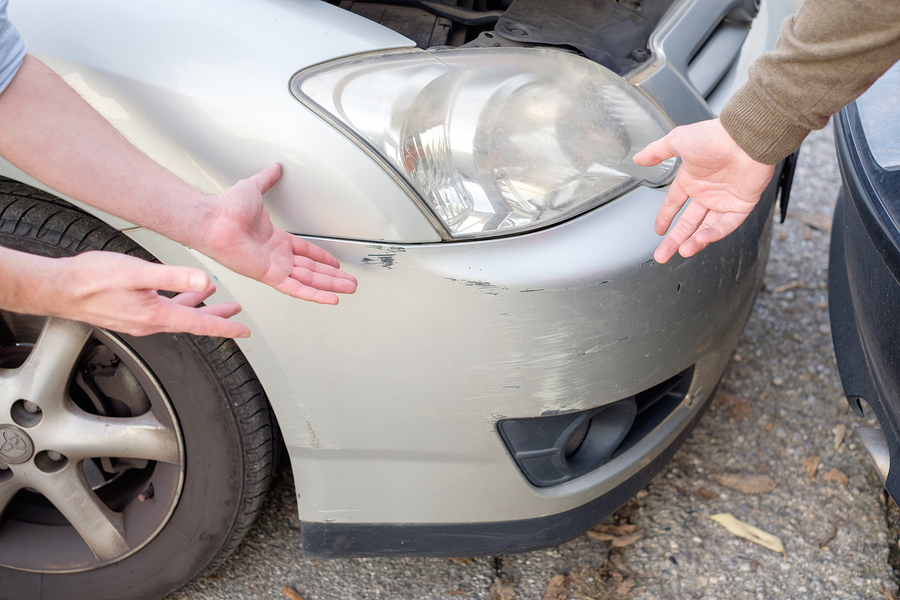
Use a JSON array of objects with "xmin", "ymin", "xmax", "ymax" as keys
[{"xmin": 272, "ymin": 169, "xmax": 783, "ymax": 557}]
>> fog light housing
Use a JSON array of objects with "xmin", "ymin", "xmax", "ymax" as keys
[{"xmin": 498, "ymin": 367, "xmax": 693, "ymax": 487}]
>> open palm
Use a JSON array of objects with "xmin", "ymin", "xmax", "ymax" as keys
[
  {"xmin": 633, "ymin": 119, "xmax": 776, "ymax": 264},
  {"xmin": 197, "ymin": 165, "xmax": 358, "ymax": 304}
]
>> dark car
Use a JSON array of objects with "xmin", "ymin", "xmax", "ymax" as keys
[{"xmin": 829, "ymin": 62, "xmax": 900, "ymax": 498}]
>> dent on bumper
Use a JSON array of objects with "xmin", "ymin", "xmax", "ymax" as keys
[{"xmin": 253, "ymin": 173, "xmax": 780, "ymax": 534}]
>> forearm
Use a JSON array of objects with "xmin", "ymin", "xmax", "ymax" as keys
[
  {"xmin": 0, "ymin": 54, "xmax": 213, "ymax": 246},
  {"xmin": 0, "ymin": 245, "xmax": 66, "ymax": 317},
  {"xmin": 721, "ymin": 0, "xmax": 900, "ymax": 164},
  {"xmin": 0, "ymin": 54, "xmax": 356, "ymax": 306}
]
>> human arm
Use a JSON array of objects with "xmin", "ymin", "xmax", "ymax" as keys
[
  {"xmin": 636, "ymin": 0, "xmax": 900, "ymax": 263},
  {"xmin": 0, "ymin": 54, "xmax": 357, "ymax": 304},
  {"xmin": 0, "ymin": 246, "xmax": 252, "ymax": 337}
]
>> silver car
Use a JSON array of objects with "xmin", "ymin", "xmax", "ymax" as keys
[{"xmin": 0, "ymin": 1, "xmax": 795, "ymax": 598}]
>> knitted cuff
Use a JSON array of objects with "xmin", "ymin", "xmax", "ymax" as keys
[{"xmin": 720, "ymin": 84, "xmax": 812, "ymax": 165}]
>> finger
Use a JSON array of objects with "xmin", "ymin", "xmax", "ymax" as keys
[
  {"xmin": 170, "ymin": 283, "xmax": 244, "ymax": 322},
  {"xmin": 158, "ymin": 301, "xmax": 251, "ymax": 338},
  {"xmin": 680, "ymin": 211, "xmax": 749, "ymax": 258},
  {"xmin": 170, "ymin": 283, "xmax": 218, "ymax": 307},
  {"xmin": 633, "ymin": 133, "xmax": 677, "ymax": 167},
  {"xmin": 654, "ymin": 175, "xmax": 690, "ymax": 236},
  {"xmin": 293, "ymin": 255, "xmax": 359, "ymax": 287},
  {"xmin": 677, "ymin": 212, "xmax": 723, "ymax": 258},
  {"xmin": 248, "ymin": 163, "xmax": 282, "ymax": 195},
  {"xmin": 130, "ymin": 262, "xmax": 210, "ymax": 294},
  {"xmin": 291, "ymin": 236, "xmax": 342, "ymax": 270},
  {"xmin": 197, "ymin": 302, "xmax": 243, "ymax": 320},
  {"xmin": 274, "ymin": 277, "xmax": 341, "ymax": 305},
  {"xmin": 654, "ymin": 201, "xmax": 709, "ymax": 263},
  {"xmin": 291, "ymin": 267, "xmax": 358, "ymax": 295}
]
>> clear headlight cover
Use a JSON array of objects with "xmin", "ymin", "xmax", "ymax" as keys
[{"xmin": 292, "ymin": 48, "xmax": 676, "ymax": 239}]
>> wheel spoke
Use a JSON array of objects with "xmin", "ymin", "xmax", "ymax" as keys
[
  {"xmin": 16, "ymin": 318, "xmax": 92, "ymax": 407},
  {"xmin": 0, "ymin": 479, "xmax": 23, "ymax": 520},
  {"xmin": 37, "ymin": 466, "xmax": 129, "ymax": 561},
  {"xmin": 53, "ymin": 409, "xmax": 180, "ymax": 464}
]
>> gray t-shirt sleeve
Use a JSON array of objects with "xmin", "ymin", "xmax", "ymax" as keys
[{"xmin": 0, "ymin": 0, "xmax": 25, "ymax": 95}]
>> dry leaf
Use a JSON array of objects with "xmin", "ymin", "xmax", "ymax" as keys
[
  {"xmin": 802, "ymin": 213, "xmax": 833, "ymax": 233},
  {"xmin": 282, "ymin": 588, "xmax": 307, "ymax": 600},
  {"xmin": 833, "ymin": 424, "xmax": 847, "ymax": 450},
  {"xmin": 571, "ymin": 563, "xmax": 635, "ymax": 600},
  {"xmin": 697, "ymin": 487, "xmax": 718, "ymax": 500},
  {"xmin": 773, "ymin": 281, "xmax": 803, "ymax": 293},
  {"xmin": 608, "ymin": 553, "xmax": 634, "ymax": 577},
  {"xmin": 883, "ymin": 580, "xmax": 897, "ymax": 600},
  {"xmin": 587, "ymin": 528, "xmax": 644, "ymax": 547},
  {"xmin": 710, "ymin": 473, "xmax": 776, "ymax": 494},
  {"xmin": 804, "ymin": 456, "xmax": 821, "ymax": 481},
  {"xmin": 450, "ymin": 557, "xmax": 474, "ymax": 566},
  {"xmin": 716, "ymin": 391, "xmax": 753, "ymax": 420},
  {"xmin": 593, "ymin": 523, "xmax": 638, "ymax": 536},
  {"xmin": 444, "ymin": 590, "xmax": 469, "ymax": 597},
  {"xmin": 615, "ymin": 579, "xmax": 637, "ymax": 597},
  {"xmin": 822, "ymin": 468, "xmax": 849, "ymax": 486},
  {"xmin": 818, "ymin": 522, "xmax": 837, "ymax": 548},
  {"xmin": 489, "ymin": 577, "xmax": 518, "ymax": 600},
  {"xmin": 710, "ymin": 513, "xmax": 785, "ymax": 558},
  {"xmin": 542, "ymin": 574, "xmax": 570, "ymax": 600}
]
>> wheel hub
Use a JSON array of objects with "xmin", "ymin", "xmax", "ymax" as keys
[
  {"xmin": 0, "ymin": 425, "xmax": 33, "ymax": 465},
  {"xmin": 0, "ymin": 316, "xmax": 184, "ymax": 573}
]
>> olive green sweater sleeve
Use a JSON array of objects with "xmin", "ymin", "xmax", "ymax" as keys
[{"xmin": 720, "ymin": 0, "xmax": 900, "ymax": 165}]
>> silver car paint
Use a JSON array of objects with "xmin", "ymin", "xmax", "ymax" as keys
[
  {"xmin": 3, "ymin": 0, "xmax": 792, "ymax": 525},
  {"xmin": 125, "ymin": 180, "xmax": 774, "ymax": 524},
  {"xmin": 8, "ymin": 0, "xmax": 440, "ymax": 243}
]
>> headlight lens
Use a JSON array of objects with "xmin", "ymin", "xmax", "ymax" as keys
[{"xmin": 292, "ymin": 48, "xmax": 676, "ymax": 239}]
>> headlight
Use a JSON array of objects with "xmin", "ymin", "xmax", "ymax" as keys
[{"xmin": 292, "ymin": 48, "xmax": 676, "ymax": 240}]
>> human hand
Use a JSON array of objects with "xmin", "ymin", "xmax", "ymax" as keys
[
  {"xmin": 52, "ymin": 252, "xmax": 250, "ymax": 338},
  {"xmin": 195, "ymin": 165, "xmax": 358, "ymax": 304},
  {"xmin": 633, "ymin": 119, "xmax": 776, "ymax": 264}
]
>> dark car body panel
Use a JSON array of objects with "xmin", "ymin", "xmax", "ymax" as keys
[{"xmin": 829, "ymin": 104, "xmax": 900, "ymax": 501}]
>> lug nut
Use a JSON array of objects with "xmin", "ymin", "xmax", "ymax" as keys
[
  {"xmin": 22, "ymin": 401, "xmax": 40, "ymax": 414},
  {"xmin": 46, "ymin": 451, "xmax": 63, "ymax": 462}
]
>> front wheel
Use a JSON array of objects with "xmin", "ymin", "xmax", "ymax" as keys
[{"xmin": 0, "ymin": 183, "xmax": 278, "ymax": 599}]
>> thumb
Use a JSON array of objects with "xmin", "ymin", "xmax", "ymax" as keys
[
  {"xmin": 633, "ymin": 136, "xmax": 676, "ymax": 167},
  {"xmin": 248, "ymin": 164, "xmax": 281, "ymax": 195}
]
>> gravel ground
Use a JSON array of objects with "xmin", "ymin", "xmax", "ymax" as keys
[
  {"xmin": 623, "ymin": 124, "xmax": 893, "ymax": 600},
  {"xmin": 167, "ymin": 125, "xmax": 895, "ymax": 600}
]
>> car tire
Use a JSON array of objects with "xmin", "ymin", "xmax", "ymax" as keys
[{"xmin": 0, "ymin": 180, "xmax": 278, "ymax": 600}]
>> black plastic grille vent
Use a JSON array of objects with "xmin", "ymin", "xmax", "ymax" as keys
[{"xmin": 498, "ymin": 366, "xmax": 694, "ymax": 487}]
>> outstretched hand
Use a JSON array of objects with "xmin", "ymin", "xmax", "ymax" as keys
[
  {"xmin": 633, "ymin": 119, "xmax": 776, "ymax": 264},
  {"xmin": 53, "ymin": 252, "xmax": 250, "ymax": 338},
  {"xmin": 194, "ymin": 165, "xmax": 358, "ymax": 304}
]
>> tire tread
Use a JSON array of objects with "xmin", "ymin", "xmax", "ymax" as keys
[{"xmin": 0, "ymin": 178, "xmax": 278, "ymax": 592}]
